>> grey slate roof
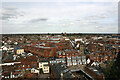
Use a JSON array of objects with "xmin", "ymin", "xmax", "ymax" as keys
[{"xmin": 51, "ymin": 63, "xmax": 74, "ymax": 79}]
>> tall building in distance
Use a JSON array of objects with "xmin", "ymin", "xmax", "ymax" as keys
[{"xmin": 80, "ymin": 43, "xmax": 84, "ymax": 55}]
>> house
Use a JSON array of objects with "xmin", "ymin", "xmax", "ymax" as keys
[
  {"xmin": 91, "ymin": 62, "xmax": 97, "ymax": 66},
  {"xmin": 39, "ymin": 60, "xmax": 50, "ymax": 74},
  {"xmin": 27, "ymin": 53, "xmax": 33, "ymax": 56},
  {"xmin": 14, "ymin": 42, "xmax": 18, "ymax": 45},
  {"xmin": 1, "ymin": 45, "xmax": 11, "ymax": 51},
  {"xmin": 14, "ymin": 46, "xmax": 24, "ymax": 55},
  {"xmin": 66, "ymin": 55, "xmax": 87, "ymax": 66},
  {"xmin": 2, "ymin": 62, "xmax": 21, "ymax": 79},
  {"xmin": 57, "ymin": 50, "xmax": 79, "ymax": 58},
  {"xmin": 2, "ymin": 54, "xmax": 14, "ymax": 61},
  {"xmin": 42, "ymin": 64, "xmax": 49, "ymax": 73},
  {"xmin": 31, "ymin": 68, "xmax": 39, "ymax": 75},
  {"xmin": 30, "ymin": 65, "xmax": 40, "ymax": 77},
  {"xmin": 1, "ymin": 46, "xmax": 8, "ymax": 51},
  {"xmin": 19, "ymin": 56, "xmax": 38, "ymax": 71},
  {"xmin": 49, "ymin": 58, "xmax": 66, "ymax": 65},
  {"xmin": 86, "ymin": 58, "xmax": 90, "ymax": 64}
]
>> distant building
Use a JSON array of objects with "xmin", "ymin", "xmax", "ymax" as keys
[
  {"xmin": 49, "ymin": 58, "xmax": 66, "ymax": 65},
  {"xmin": 1, "ymin": 45, "xmax": 12, "ymax": 51},
  {"xmin": 66, "ymin": 56, "xmax": 87, "ymax": 66},
  {"xmin": 80, "ymin": 43, "xmax": 85, "ymax": 55},
  {"xmin": 15, "ymin": 46, "xmax": 24, "ymax": 55}
]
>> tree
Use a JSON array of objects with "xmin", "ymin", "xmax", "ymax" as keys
[{"xmin": 106, "ymin": 51, "xmax": 120, "ymax": 80}]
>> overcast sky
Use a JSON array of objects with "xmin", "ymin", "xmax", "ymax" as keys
[{"xmin": 1, "ymin": 0, "xmax": 118, "ymax": 34}]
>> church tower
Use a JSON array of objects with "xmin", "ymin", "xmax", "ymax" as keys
[{"xmin": 80, "ymin": 43, "xmax": 84, "ymax": 55}]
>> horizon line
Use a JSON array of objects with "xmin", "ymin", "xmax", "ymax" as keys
[{"xmin": 1, "ymin": 32, "xmax": 119, "ymax": 35}]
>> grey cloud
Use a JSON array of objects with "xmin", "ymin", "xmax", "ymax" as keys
[
  {"xmin": 85, "ymin": 14, "xmax": 109, "ymax": 21},
  {"xmin": 76, "ymin": 19, "xmax": 81, "ymax": 21},
  {"xmin": 2, "ymin": 13, "xmax": 17, "ymax": 20},
  {"xmin": 29, "ymin": 18, "xmax": 48, "ymax": 23},
  {"xmin": 2, "ymin": 6, "xmax": 24, "ymax": 20},
  {"xmin": 4, "ymin": 6, "xmax": 17, "ymax": 10},
  {"xmin": 83, "ymin": 14, "xmax": 109, "ymax": 24}
]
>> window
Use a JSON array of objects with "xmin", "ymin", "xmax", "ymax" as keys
[
  {"xmin": 32, "ymin": 69, "xmax": 35, "ymax": 72},
  {"xmin": 44, "ymin": 67, "xmax": 48, "ymax": 69},
  {"xmin": 44, "ymin": 70, "xmax": 46, "ymax": 72},
  {"xmin": 39, "ymin": 63, "xmax": 42, "ymax": 65},
  {"xmin": 63, "ymin": 52, "xmax": 65, "ymax": 55},
  {"xmin": 59, "ymin": 52, "xmax": 61, "ymax": 55}
]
